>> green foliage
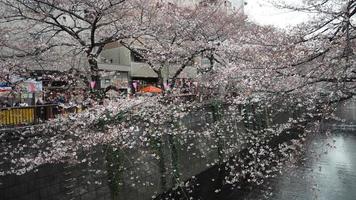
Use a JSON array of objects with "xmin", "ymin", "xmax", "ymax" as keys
[
  {"xmin": 105, "ymin": 146, "xmax": 123, "ymax": 200},
  {"xmin": 93, "ymin": 110, "xmax": 125, "ymax": 132},
  {"xmin": 210, "ymin": 99, "xmax": 224, "ymax": 121},
  {"xmin": 168, "ymin": 133, "xmax": 180, "ymax": 187},
  {"xmin": 90, "ymin": 89, "xmax": 107, "ymax": 101}
]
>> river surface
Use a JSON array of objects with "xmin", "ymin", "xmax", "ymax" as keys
[
  {"xmin": 242, "ymin": 101, "xmax": 356, "ymax": 200},
  {"xmin": 263, "ymin": 132, "xmax": 356, "ymax": 200},
  {"xmin": 154, "ymin": 101, "xmax": 356, "ymax": 200}
]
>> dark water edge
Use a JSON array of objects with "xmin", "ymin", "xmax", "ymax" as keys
[
  {"xmin": 246, "ymin": 131, "xmax": 356, "ymax": 200},
  {"xmin": 220, "ymin": 100, "xmax": 356, "ymax": 200},
  {"xmin": 153, "ymin": 130, "xmax": 356, "ymax": 200}
]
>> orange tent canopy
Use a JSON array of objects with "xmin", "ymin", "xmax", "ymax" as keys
[{"xmin": 139, "ymin": 85, "xmax": 162, "ymax": 93}]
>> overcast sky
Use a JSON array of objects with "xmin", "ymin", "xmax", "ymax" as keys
[{"xmin": 233, "ymin": 0, "xmax": 311, "ymax": 28}]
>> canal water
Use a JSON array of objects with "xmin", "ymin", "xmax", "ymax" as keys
[
  {"xmin": 215, "ymin": 100, "xmax": 356, "ymax": 200},
  {"xmin": 244, "ymin": 100, "xmax": 356, "ymax": 200},
  {"xmin": 154, "ymin": 101, "xmax": 356, "ymax": 200},
  {"xmin": 263, "ymin": 132, "xmax": 356, "ymax": 200}
]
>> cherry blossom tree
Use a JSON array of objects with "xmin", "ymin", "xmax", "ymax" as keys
[
  {"xmin": 265, "ymin": 0, "xmax": 356, "ymax": 102},
  {"xmin": 1, "ymin": 1, "xmax": 355, "ymax": 199},
  {"xmin": 201, "ymin": 0, "xmax": 356, "ymax": 109},
  {"xmin": 121, "ymin": 1, "xmax": 245, "ymax": 89},
  {"xmin": 0, "ymin": 0, "xmax": 156, "ymax": 90}
]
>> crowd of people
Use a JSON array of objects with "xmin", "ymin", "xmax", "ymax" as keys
[
  {"xmin": 1, "ymin": 78, "xmax": 200, "ymax": 124},
  {"xmin": 0, "ymin": 90, "xmax": 87, "ymax": 122}
]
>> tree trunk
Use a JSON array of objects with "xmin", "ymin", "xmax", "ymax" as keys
[
  {"xmin": 170, "ymin": 64, "xmax": 187, "ymax": 89},
  {"xmin": 157, "ymin": 70, "xmax": 165, "ymax": 91},
  {"xmin": 88, "ymin": 54, "xmax": 101, "ymax": 90}
]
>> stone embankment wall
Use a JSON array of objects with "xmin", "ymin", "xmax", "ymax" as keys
[
  {"xmin": 0, "ymin": 142, "xmax": 111, "ymax": 200},
  {"xmin": 1, "ymin": 98, "xmax": 334, "ymax": 200},
  {"xmin": 0, "ymin": 104, "xmax": 240, "ymax": 200}
]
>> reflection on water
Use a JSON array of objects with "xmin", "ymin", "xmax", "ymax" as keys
[
  {"xmin": 335, "ymin": 100, "xmax": 356, "ymax": 123},
  {"xmin": 269, "ymin": 133, "xmax": 356, "ymax": 200}
]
